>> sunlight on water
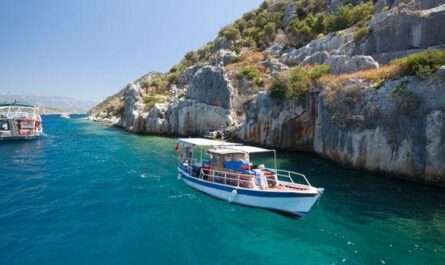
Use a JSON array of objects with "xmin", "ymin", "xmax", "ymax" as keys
[{"xmin": 0, "ymin": 115, "xmax": 444, "ymax": 265}]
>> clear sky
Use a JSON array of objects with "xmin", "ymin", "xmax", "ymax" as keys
[{"xmin": 0, "ymin": 0, "xmax": 263, "ymax": 102}]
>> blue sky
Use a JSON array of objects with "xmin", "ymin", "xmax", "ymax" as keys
[{"xmin": 0, "ymin": 0, "xmax": 263, "ymax": 102}]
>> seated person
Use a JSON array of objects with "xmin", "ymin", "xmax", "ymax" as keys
[{"xmin": 253, "ymin": 164, "xmax": 268, "ymax": 190}]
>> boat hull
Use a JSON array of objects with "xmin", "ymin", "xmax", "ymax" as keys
[
  {"xmin": 179, "ymin": 167, "xmax": 321, "ymax": 217},
  {"xmin": 0, "ymin": 135, "xmax": 41, "ymax": 141}
]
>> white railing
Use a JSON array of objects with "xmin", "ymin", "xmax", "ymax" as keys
[
  {"xmin": 200, "ymin": 168, "xmax": 256, "ymax": 188},
  {"xmin": 275, "ymin": 169, "xmax": 312, "ymax": 187},
  {"xmin": 0, "ymin": 112, "xmax": 38, "ymax": 120}
]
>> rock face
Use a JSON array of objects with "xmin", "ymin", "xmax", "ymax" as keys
[
  {"xmin": 186, "ymin": 65, "xmax": 233, "ymax": 109},
  {"xmin": 209, "ymin": 49, "xmax": 237, "ymax": 66},
  {"xmin": 144, "ymin": 100, "xmax": 233, "ymax": 136},
  {"xmin": 314, "ymin": 73, "xmax": 445, "ymax": 183},
  {"xmin": 265, "ymin": 42, "xmax": 285, "ymax": 57},
  {"xmin": 237, "ymin": 92, "xmax": 316, "ymax": 150},
  {"xmin": 301, "ymin": 51, "xmax": 330, "ymax": 66},
  {"xmin": 260, "ymin": 59, "xmax": 288, "ymax": 74},
  {"xmin": 326, "ymin": 55, "xmax": 379, "ymax": 74},
  {"xmin": 237, "ymin": 72, "xmax": 445, "ymax": 185},
  {"xmin": 119, "ymin": 83, "xmax": 146, "ymax": 132},
  {"xmin": 116, "ymin": 65, "xmax": 235, "ymax": 136},
  {"xmin": 349, "ymin": 5, "xmax": 445, "ymax": 61},
  {"xmin": 213, "ymin": 37, "xmax": 234, "ymax": 52}
]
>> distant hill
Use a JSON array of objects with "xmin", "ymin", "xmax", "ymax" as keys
[{"xmin": 0, "ymin": 93, "xmax": 97, "ymax": 114}]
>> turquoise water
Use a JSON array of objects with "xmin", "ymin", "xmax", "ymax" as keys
[{"xmin": 1, "ymin": 116, "xmax": 444, "ymax": 265}]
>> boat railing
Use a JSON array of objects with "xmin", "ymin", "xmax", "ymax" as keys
[
  {"xmin": 275, "ymin": 169, "xmax": 312, "ymax": 187},
  {"xmin": 1, "ymin": 112, "xmax": 38, "ymax": 120},
  {"xmin": 199, "ymin": 168, "xmax": 255, "ymax": 188}
]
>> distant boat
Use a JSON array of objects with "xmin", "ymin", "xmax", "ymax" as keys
[
  {"xmin": 60, "ymin": 113, "xmax": 70, "ymax": 119},
  {"xmin": 177, "ymin": 138, "xmax": 324, "ymax": 217},
  {"xmin": 0, "ymin": 102, "xmax": 43, "ymax": 140}
]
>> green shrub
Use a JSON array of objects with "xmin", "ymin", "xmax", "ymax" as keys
[
  {"xmin": 219, "ymin": 25, "xmax": 241, "ymax": 41},
  {"xmin": 353, "ymin": 27, "xmax": 369, "ymax": 41},
  {"xmin": 288, "ymin": 19, "xmax": 314, "ymax": 47},
  {"xmin": 329, "ymin": 2, "xmax": 373, "ymax": 32},
  {"xmin": 230, "ymin": 56, "xmax": 243, "ymax": 64},
  {"xmin": 269, "ymin": 74, "xmax": 288, "ymax": 98},
  {"xmin": 255, "ymin": 11, "xmax": 282, "ymax": 28},
  {"xmin": 143, "ymin": 93, "xmax": 167, "ymax": 109},
  {"xmin": 184, "ymin": 51, "xmax": 198, "ymax": 65},
  {"xmin": 264, "ymin": 22, "xmax": 276, "ymax": 39},
  {"xmin": 235, "ymin": 65, "xmax": 260, "ymax": 80},
  {"xmin": 242, "ymin": 11, "xmax": 257, "ymax": 21},
  {"xmin": 269, "ymin": 65, "xmax": 330, "ymax": 101},
  {"xmin": 167, "ymin": 72, "xmax": 178, "ymax": 84},
  {"xmin": 235, "ymin": 18, "xmax": 248, "ymax": 33},
  {"xmin": 232, "ymin": 46, "xmax": 241, "ymax": 54},
  {"xmin": 307, "ymin": 64, "xmax": 330, "ymax": 80},
  {"xmin": 392, "ymin": 49, "xmax": 445, "ymax": 78},
  {"xmin": 313, "ymin": 13, "xmax": 328, "ymax": 34},
  {"xmin": 286, "ymin": 1, "xmax": 373, "ymax": 48},
  {"xmin": 287, "ymin": 67, "xmax": 311, "ymax": 101}
]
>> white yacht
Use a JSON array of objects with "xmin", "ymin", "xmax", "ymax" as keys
[{"xmin": 0, "ymin": 102, "xmax": 43, "ymax": 140}]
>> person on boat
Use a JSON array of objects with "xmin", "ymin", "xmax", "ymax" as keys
[{"xmin": 253, "ymin": 164, "xmax": 268, "ymax": 190}]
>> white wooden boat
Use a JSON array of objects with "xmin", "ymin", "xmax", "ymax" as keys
[
  {"xmin": 177, "ymin": 138, "xmax": 324, "ymax": 217},
  {"xmin": 0, "ymin": 102, "xmax": 43, "ymax": 141}
]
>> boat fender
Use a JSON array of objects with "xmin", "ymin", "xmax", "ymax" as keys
[
  {"xmin": 177, "ymin": 174, "xmax": 182, "ymax": 180},
  {"xmin": 228, "ymin": 189, "xmax": 237, "ymax": 203}
]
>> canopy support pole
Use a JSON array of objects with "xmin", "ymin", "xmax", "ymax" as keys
[
  {"xmin": 200, "ymin": 146, "xmax": 203, "ymax": 162},
  {"xmin": 274, "ymin": 150, "xmax": 277, "ymax": 172}
]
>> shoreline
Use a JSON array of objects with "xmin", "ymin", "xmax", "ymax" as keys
[{"xmin": 87, "ymin": 115, "xmax": 445, "ymax": 189}]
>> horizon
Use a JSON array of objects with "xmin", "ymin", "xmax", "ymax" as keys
[{"xmin": 0, "ymin": 0, "xmax": 263, "ymax": 102}]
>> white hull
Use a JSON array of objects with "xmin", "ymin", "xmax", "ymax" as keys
[{"xmin": 179, "ymin": 167, "xmax": 322, "ymax": 217}]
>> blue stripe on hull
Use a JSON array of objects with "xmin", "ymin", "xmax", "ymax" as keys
[{"xmin": 179, "ymin": 168, "xmax": 317, "ymax": 198}]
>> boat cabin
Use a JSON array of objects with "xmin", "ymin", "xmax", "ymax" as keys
[
  {"xmin": 177, "ymin": 138, "xmax": 283, "ymax": 190},
  {"xmin": 0, "ymin": 102, "xmax": 43, "ymax": 140}
]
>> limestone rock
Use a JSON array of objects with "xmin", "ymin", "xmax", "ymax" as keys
[
  {"xmin": 166, "ymin": 100, "xmax": 233, "ymax": 136},
  {"xmin": 261, "ymin": 59, "xmax": 288, "ymax": 74},
  {"xmin": 178, "ymin": 65, "xmax": 200, "ymax": 90},
  {"xmin": 281, "ymin": 30, "xmax": 354, "ymax": 66},
  {"xmin": 301, "ymin": 51, "xmax": 330, "ymax": 66},
  {"xmin": 209, "ymin": 49, "xmax": 237, "ymax": 66},
  {"xmin": 186, "ymin": 65, "xmax": 233, "ymax": 109},
  {"xmin": 237, "ymin": 92, "xmax": 316, "ymax": 149},
  {"xmin": 326, "ymin": 55, "xmax": 379, "ymax": 74},
  {"xmin": 264, "ymin": 42, "xmax": 285, "ymax": 57},
  {"xmin": 213, "ymin": 37, "xmax": 234, "ymax": 52},
  {"xmin": 282, "ymin": 3, "xmax": 297, "ymax": 28},
  {"xmin": 119, "ymin": 83, "xmax": 146, "ymax": 132},
  {"xmin": 352, "ymin": 5, "xmax": 445, "ymax": 57}
]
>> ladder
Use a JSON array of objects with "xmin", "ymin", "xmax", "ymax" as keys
[{"xmin": 8, "ymin": 120, "xmax": 18, "ymax": 136}]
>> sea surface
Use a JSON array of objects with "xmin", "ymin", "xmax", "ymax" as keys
[{"xmin": 1, "ymin": 115, "xmax": 444, "ymax": 265}]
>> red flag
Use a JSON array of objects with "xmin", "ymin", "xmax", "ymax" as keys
[{"xmin": 175, "ymin": 143, "xmax": 179, "ymax": 152}]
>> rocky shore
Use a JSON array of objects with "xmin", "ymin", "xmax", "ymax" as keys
[{"xmin": 90, "ymin": 0, "xmax": 445, "ymax": 186}]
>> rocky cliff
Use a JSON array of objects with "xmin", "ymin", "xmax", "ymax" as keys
[{"xmin": 91, "ymin": 0, "xmax": 445, "ymax": 186}]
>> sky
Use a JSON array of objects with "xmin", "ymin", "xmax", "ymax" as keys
[{"xmin": 0, "ymin": 0, "xmax": 263, "ymax": 102}]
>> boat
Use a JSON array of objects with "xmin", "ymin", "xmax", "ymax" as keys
[
  {"xmin": 60, "ymin": 113, "xmax": 70, "ymax": 119},
  {"xmin": 176, "ymin": 138, "xmax": 324, "ymax": 217},
  {"xmin": 0, "ymin": 102, "xmax": 43, "ymax": 140}
]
